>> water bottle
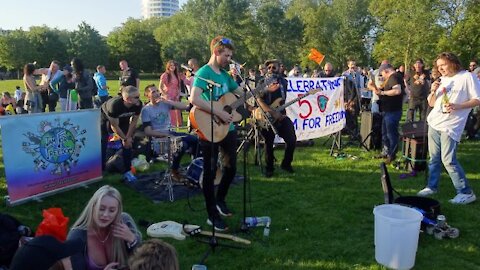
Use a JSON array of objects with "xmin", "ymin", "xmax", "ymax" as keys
[
  {"xmin": 244, "ymin": 216, "xmax": 271, "ymax": 228},
  {"xmin": 263, "ymin": 222, "xmax": 270, "ymax": 237}
]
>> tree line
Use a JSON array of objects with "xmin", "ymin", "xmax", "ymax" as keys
[{"xmin": 0, "ymin": 0, "xmax": 478, "ymax": 76}]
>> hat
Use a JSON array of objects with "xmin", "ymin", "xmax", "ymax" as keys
[
  {"xmin": 378, "ymin": 63, "xmax": 393, "ymax": 74},
  {"xmin": 10, "ymin": 236, "xmax": 84, "ymax": 270},
  {"xmin": 264, "ymin": 59, "xmax": 280, "ymax": 67},
  {"xmin": 63, "ymin": 65, "xmax": 73, "ymax": 73}
]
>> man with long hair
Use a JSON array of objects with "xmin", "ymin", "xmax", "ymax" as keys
[{"xmin": 417, "ymin": 52, "xmax": 480, "ymax": 204}]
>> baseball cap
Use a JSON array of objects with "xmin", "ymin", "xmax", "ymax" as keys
[
  {"xmin": 264, "ymin": 59, "xmax": 280, "ymax": 67},
  {"xmin": 63, "ymin": 65, "xmax": 73, "ymax": 73},
  {"xmin": 10, "ymin": 236, "xmax": 84, "ymax": 270},
  {"xmin": 378, "ymin": 63, "xmax": 393, "ymax": 74}
]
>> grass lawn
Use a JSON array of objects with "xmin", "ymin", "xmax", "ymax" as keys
[{"xmin": 1, "ymin": 79, "xmax": 479, "ymax": 269}]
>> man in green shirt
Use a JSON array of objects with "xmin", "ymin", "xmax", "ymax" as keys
[{"xmin": 190, "ymin": 36, "xmax": 243, "ymax": 231}]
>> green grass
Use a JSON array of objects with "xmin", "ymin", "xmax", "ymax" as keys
[{"xmin": 1, "ymin": 79, "xmax": 480, "ymax": 269}]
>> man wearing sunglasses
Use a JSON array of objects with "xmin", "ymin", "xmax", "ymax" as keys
[
  {"xmin": 257, "ymin": 59, "xmax": 297, "ymax": 178},
  {"xmin": 190, "ymin": 36, "xmax": 244, "ymax": 231},
  {"xmin": 101, "ymin": 85, "xmax": 143, "ymax": 182}
]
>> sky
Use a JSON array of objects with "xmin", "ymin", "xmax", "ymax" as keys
[{"xmin": 0, "ymin": 0, "xmax": 187, "ymax": 36}]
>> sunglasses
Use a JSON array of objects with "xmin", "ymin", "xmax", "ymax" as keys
[
  {"xmin": 214, "ymin": 37, "xmax": 233, "ymax": 48},
  {"xmin": 131, "ymin": 96, "xmax": 140, "ymax": 99},
  {"xmin": 267, "ymin": 65, "xmax": 277, "ymax": 71}
]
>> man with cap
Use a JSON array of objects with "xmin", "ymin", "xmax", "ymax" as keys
[
  {"xmin": 257, "ymin": 59, "xmax": 297, "ymax": 177},
  {"xmin": 10, "ymin": 235, "xmax": 83, "ymax": 270},
  {"xmin": 405, "ymin": 58, "xmax": 430, "ymax": 121},
  {"xmin": 373, "ymin": 63, "xmax": 404, "ymax": 163}
]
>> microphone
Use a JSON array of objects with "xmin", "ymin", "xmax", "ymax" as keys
[
  {"xmin": 194, "ymin": 75, "xmax": 221, "ymax": 88},
  {"xmin": 180, "ymin": 64, "xmax": 193, "ymax": 73}
]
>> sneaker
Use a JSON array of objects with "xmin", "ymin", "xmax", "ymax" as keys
[
  {"xmin": 417, "ymin": 187, "xmax": 437, "ymax": 197},
  {"xmin": 123, "ymin": 171, "xmax": 137, "ymax": 182},
  {"xmin": 449, "ymin": 193, "xmax": 476, "ymax": 205},
  {"xmin": 216, "ymin": 201, "xmax": 233, "ymax": 217},
  {"xmin": 207, "ymin": 216, "xmax": 228, "ymax": 231}
]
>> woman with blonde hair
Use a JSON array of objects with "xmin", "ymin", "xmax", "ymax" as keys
[
  {"xmin": 67, "ymin": 185, "xmax": 142, "ymax": 270},
  {"xmin": 159, "ymin": 60, "xmax": 189, "ymax": 127}
]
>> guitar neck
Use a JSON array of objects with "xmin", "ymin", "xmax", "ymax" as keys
[
  {"xmin": 275, "ymin": 92, "xmax": 310, "ymax": 112},
  {"xmin": 229, "ymin": 91, "xmax": 254, "ymax": 110}
]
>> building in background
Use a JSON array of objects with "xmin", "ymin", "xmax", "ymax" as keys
[{"xmin": 142, "ymin": 0, "xmax": 179, "ymax": 18}]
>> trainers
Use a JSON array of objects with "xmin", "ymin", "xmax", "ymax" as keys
[
  {"xmin": 449, "ymin": 193, "xmax": 476, "ymax": 205},
  {"xmin": 216, "ymin": 201, "xmax": 233, "ymax": 217},
  {"xmin": 123, "ymin": 171, "xmax": 137, "ymax": 182},
  {"xmin": 207, "ymin": 216, "xmax": 228, "ymax": 231},
  {"xmin": 417, "ymin": 187, "xmax": 437, "ymax": 197}
]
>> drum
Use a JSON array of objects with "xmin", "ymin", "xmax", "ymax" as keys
[
  {"xmin": 186, "ymin": 157, "xmax": 222, "ymax": 188},
  {"xmin": 151, "ymin": 136, "xmax": 183, "ymax": 156}
]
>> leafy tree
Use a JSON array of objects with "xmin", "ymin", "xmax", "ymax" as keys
[
  {"xmin": 369, "ymin": 0, "xmax": 441, "ymax": 68},
  {"xmin": 437, "ymin": 0, "xmax": 480, "ymax": 65},
  {"xmin": 107, "ymin": 19, "xmax": 161, "ymax": 72},
  {"xmin": 68, "ymin": 22, "xmax": 108, "ymax": 69},
  {"xmin": 26, "ymin": 26, "xmax": 68, "ymax": 67},
  {"xmin": 0, "ymin": 30, "xmax": 34, "ymax": 77}
]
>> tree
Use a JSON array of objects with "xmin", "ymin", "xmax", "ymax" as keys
[
  {"xmin": 369, "ymin": 0, "xmax": 442, "ymax": 68},
  {"xmin": 107, "ymin": 19, "xmax": 161, "ymax": 72},
  {"xmin": 0, "ymin": 30, "xmax": 34, "ymax": 77},
  {"xmin": 27, "ymin": 26, "xmax": 68, "ymax": 67},
  {"xmin": 68, "ymin": 22, "xmax": 108, "ymax": 69},
  {"xmin": 437, "ymin": 0, "xmax": 480, "ymax": 65}
]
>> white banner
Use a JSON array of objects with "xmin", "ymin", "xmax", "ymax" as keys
[{"xmin": 278, "ymin": 77, "xmax": 345, "ymax": 141}]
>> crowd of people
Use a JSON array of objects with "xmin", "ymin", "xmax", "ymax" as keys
[{"xmin": 1, "ymin": 34, "xmax": 480, "ymax": 269}]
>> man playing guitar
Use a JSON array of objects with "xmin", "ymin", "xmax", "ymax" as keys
[
  {"xmin": 190, "ymin": 36, "xmax": 244, "ymax": 231},
  {"xmin": 257, "ymin": 59, "xmax": 297, "ymax": 177}
]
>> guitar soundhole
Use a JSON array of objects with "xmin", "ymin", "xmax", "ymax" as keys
[{"xmin": 224, "ymin": 106, "xmax": 232, "ymax": 114}]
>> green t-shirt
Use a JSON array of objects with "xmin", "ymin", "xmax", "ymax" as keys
[{"xmin": 193, "ymin": 65, "xmax": 239, "ymax": 131}]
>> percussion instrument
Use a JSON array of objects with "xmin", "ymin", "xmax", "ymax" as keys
[{"xmin": 151, "ymin": 136, "xmax": 183, "ymax": 156}]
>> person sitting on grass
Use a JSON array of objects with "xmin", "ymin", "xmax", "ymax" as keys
[
  {"xmin": 128, "ymin": 239, "xmax": 179, "ymax": 270},
  {"xmin": 67, "ymin": 185, "xmax": 142, "ymax": 270}
]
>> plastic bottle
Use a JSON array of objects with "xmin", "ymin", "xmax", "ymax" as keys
[
  {"xmin": 441, "ymin": 87, "xmax": 449, "ymax": 113},
  {"xmin": 244, "ymin": 216, "xmax": 271, "ymax": 228},
  {"xmin": 263, "ymin": 222, "xmax": 270, "ymax": 237}
]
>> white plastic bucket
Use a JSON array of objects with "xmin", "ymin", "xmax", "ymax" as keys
[{"xmin": 373, "ymin": 204, "xmax": 423, "ymax": 270}]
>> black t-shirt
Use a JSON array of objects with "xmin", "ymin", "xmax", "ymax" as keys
[
  {"xmin": 260, "ymin": 75, "xmax": 288, "ymax": 114},
  {"xmin": 121, "ymin": 68, "xmax": 139, "ymax": 87},
  {"xmin": 101, "ymin": 96, "xmax": 143, "ymax": 133},
  {"xmin": 379, "ymin": 72, "xmax": 403, "ymax": 112},
  {"xmin": 407, "ymin": 70, "xmax": 430, "ymax": 99}
]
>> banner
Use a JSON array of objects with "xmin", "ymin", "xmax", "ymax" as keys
[
  {"xmin": 0, "ymin": 110, "xmax": 102, "ymax": 205},
  {"xmin": 281, "ymin": 77, "xmax": 345, "ymax": 141}
]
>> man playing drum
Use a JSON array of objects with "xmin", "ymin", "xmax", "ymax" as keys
[{"xmin": 141, "ymin": 84, "xmax": 198, "ymax": 181}]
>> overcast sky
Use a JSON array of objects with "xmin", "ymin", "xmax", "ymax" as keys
[{"xmin": 0, "ymin": 0, "xmax": 187, "ymax": 36}]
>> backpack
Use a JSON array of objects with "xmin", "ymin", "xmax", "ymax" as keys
[{"xmin": 0, "ymin": 214, "xmax": 22, "ymax": 267}]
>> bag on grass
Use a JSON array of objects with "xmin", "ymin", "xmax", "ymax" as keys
[{"xmin": 35, "ymin": 208, "xmax": 69, "ymax": 242}]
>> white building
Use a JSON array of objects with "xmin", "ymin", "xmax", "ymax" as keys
[{"xmin": 142, "ymin": 0, "xmax": 180, "ymax": 18}]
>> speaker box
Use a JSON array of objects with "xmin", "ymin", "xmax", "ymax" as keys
[
  {"xmin": 360, "ymin": 112, "xmax": 382, "ymax": 150},
  {"xmin": 402, "ymin": 137, "xmax": 427, "ymax": 171}
]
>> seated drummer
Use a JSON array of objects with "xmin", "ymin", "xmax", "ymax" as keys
[{"xmin": 141, "ymin": 84, "xmax": 198, "ymax": 181}]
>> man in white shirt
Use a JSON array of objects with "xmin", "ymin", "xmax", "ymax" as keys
[{"xmin": 417, "ymin": 52, "xmax": 480, "ymax": 204}]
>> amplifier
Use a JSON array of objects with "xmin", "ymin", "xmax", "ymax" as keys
[{"xmin": 401, "ymin": 121, "xmax": 427, "ymax": 139}]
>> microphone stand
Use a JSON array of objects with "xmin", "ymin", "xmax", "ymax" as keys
[{"xmin": 197, "ymin": 81, "xmax": 244, "ymax": 267}]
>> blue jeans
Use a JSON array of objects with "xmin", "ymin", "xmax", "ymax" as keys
[
  {"xmin": 169, "ymin": 131, "xmax": 198, "ymax": 170},
  {"xmin": 381, "ymin": 110, "xmax": 402, "ymax": 157},
  {"xmin": 427, "ymin": 127, "xmax": 473, "ymax": 194}
]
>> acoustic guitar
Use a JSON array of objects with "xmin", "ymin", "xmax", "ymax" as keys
[
  {"xmin": 189, "ymin": 77, "xmax": 275, "ymax": 142},
  {"xmin": 147, "ymin": 220, "xmax": 251, "ymax": 244},
  {"xmin": 253, "ymin": 88, "xmax": 321, "ymax": 128}
]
